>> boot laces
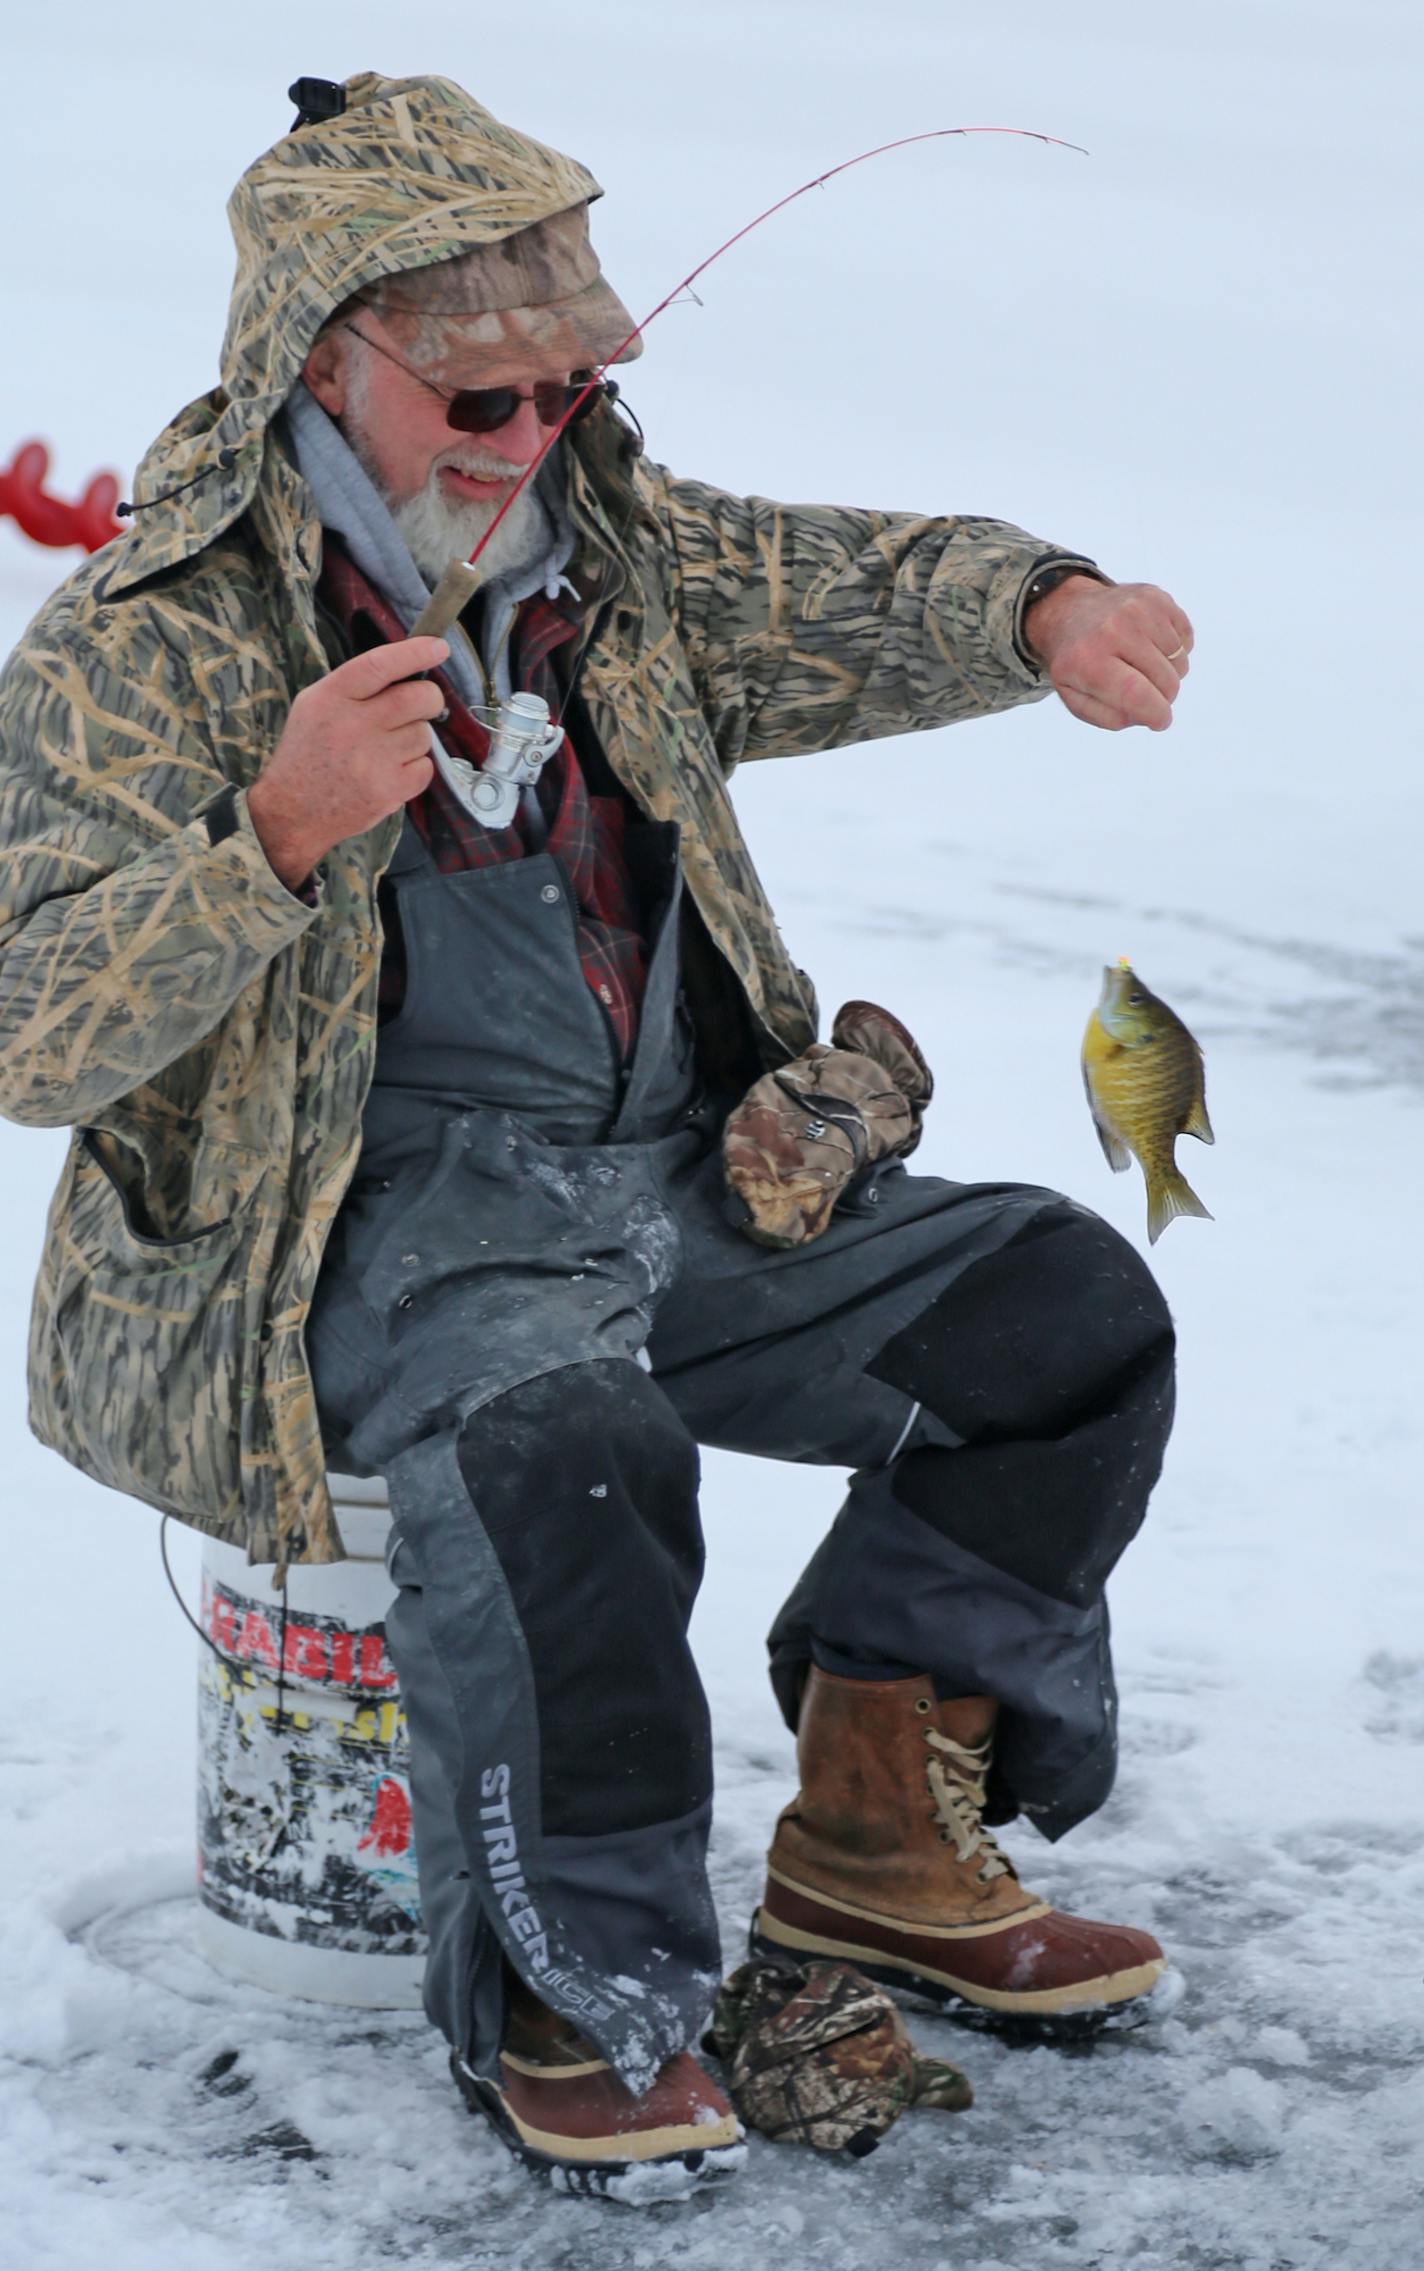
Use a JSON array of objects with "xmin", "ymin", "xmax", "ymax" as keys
[{"xmin": 923, "ymin": 1729, "xmax": 1012, "ymax": 1883}]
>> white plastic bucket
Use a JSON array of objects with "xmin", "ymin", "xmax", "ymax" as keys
[{"xmin": 195, "ymin": 1474, "xmax": 427, "ymax": 2008}]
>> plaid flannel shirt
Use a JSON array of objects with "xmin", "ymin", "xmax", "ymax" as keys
[{"xmin": 319, "ymin": 538, "xmax": 648, "ymax": 1059}]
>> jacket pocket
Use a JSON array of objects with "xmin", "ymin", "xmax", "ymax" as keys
[
  {"xmin": 37, "ymin": 1132, "xmax": 267, "ymax": 1523},
  {"xmin": 76, "ymin": 1128, "xmax": 250, "ymax": 1248}
]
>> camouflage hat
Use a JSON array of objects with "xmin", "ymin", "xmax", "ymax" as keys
[
  {"xmin": 120, "ymin": 73, "xmax": 640, "ymax": 589},
  {"xmin": 367, "ymin": 203, "xmax": 641, "ymax": 375},
  {"xmin": 707, "ymin": 1955, "xmax": 972, "ymax": 2157}
]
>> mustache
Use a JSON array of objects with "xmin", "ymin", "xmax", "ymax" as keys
[{"xmin": 433, "ymin": 444, "xmax": 533, "ymax": 484}]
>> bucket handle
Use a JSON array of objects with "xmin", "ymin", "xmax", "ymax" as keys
[{"xmin": 160, "ymin": 1514, "xmax": 294, "ymax": 1728}]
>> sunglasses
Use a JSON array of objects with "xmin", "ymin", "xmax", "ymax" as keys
[{"xmin": 344, "ymin": 321, "xmax": 616, "ymax": 436}]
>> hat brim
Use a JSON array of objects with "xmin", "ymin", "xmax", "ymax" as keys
[{"xmin": 376, "ymin": 269, "xmax": 642, "ymax": 378}]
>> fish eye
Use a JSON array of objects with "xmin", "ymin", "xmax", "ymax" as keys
[{"xmin": 1128, "ymin": 991, "xmax": 1142, "ymax": 1004}]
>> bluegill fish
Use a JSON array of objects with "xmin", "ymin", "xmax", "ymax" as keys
[{"xmin": 1081, "ymin": 962, "xmax": 1214, "ymax": 1244}]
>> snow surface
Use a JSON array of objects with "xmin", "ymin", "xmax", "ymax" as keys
[{"xmin": 2, "ymin": 3, "xmax": 1421, "ymax": 2266}]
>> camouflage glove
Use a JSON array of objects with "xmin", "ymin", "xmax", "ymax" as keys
[
  {"xmin": 706, "ymin": 1954, "xmax": 971, "ymax": 2158},
  {"xmin": 723, "ymin": 1000, "xmax": 934, "ymax": 1250}
]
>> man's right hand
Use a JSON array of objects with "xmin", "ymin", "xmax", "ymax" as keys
[{"xmin": 247, "ymin": 637, "xmax": 450, "ymax": 890}]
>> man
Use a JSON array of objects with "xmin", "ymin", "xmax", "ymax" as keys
[{"xmin": 0, "ymin": 74, "xmax": 1190, "ymax": 2200}]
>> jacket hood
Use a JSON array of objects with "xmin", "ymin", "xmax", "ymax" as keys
[{"xmin": 108, "ymin": 72, "xmax": 607, "ymax": 594}]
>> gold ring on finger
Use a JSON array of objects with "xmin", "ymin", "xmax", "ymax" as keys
[{"xmin": 1168, "ymin": 644, "xmax": 1186, "ymax": 660}]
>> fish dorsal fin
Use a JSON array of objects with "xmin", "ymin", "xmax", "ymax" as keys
[{"xmin": 1183, "ymin": 1095, "xmax": 1215, "ymax": 1146}]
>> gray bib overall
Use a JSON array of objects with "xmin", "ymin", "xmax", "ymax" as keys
[{"xmin": 308, "ymin": 811, "xmax": 1174, "ymax": 2088}]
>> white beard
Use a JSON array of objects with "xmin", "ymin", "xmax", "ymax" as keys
[
  {"xmin": 389, "ymin": 471, "xmax": 549, "ymax": 592},
  {"xmin": 340, "ymin": 346, "xmax": 553, "ymax": 591}
]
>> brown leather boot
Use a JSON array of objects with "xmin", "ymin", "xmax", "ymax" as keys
[
  {"xmin": 451, "ymin": 1977, "xmax": 745, "ymax": 2202},
  {"xmin": 753, "ymin": 1667, "xmax": 1170, "ymax": 2039}
]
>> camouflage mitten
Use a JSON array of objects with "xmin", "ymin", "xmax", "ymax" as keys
[
  {"xmin": 706, "ymin": 1954, "xmax": 971, "ymax": 2158},
  {"xmin": 723, "ymin": 1000, "xmax": 934, "ymax": 1249}
]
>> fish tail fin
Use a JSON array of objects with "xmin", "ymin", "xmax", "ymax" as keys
[{"xmin": 1146, "ymin": 1167, "xmax": 1213, "ymax": 1245}]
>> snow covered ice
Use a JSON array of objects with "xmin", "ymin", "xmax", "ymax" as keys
[{"xmin": 2, "ymin": 2, "xmax": 1421, "ymax": 2265}]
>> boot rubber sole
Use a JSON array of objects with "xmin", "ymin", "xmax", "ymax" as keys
[
  {"xmin": 750, "ymin": 1906, "xmax": 1181, "ymax": 2045},
  {"xmin": 450, "ymin": 2052, "xmax": 746, "ymax": 2203}
]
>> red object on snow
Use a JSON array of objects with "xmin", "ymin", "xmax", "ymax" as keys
[
  {"xmin": 0, "ymin": 439, "xmax": 126, "ymax": 553},
  {"xmin": 356, "ymin": 1776, "xmax": 414, "ymax": 1861}
]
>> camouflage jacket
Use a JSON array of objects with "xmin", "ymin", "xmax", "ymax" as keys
[{"xmin": 0, "ymin": 74, "xmax": 1091, "ymax": 1564}]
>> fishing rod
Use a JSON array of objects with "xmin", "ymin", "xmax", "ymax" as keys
[{"xmin": 410, "ymin": 123, "xmax": 1087, "ymax": 642}]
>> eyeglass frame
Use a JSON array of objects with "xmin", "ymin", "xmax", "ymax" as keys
[{"xmin": 339, "ymin": 316, "xmax": 617, "ymax": 436}]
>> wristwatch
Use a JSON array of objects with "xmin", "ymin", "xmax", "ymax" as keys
[
  {"xmin": 1015, "ymin": 556, "xmax": 1108, "ymax": 668},
  {"xmin": 197, "ymin": 782, "xmax": 241, "ymax": 847},
  {"xmin": 1023, "ymin": 563, "xmax": 1088, "ymax": 612}
]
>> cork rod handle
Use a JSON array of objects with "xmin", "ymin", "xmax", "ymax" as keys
[{"xmin": 409, "ymin": 557, "xmax": 485, "ymax": 641}]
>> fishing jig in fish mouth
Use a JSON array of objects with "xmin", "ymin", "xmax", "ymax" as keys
[{"xmin": 1081, "ymin": 959, "xmax": 1215, "ymax": 1245}]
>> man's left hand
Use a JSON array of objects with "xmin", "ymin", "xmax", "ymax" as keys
[{"xmin": 1023, "ymin": 576, "xmax": 1194, "ymax": 732}]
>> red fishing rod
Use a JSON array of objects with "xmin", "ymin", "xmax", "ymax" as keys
[
  {"xmin": 411, "ymin": 123, "xmax": 1086, "ymax": 637},
  {"xmin": 1, "ymin": 128, "xmax": 1081, "ymax": 569}
]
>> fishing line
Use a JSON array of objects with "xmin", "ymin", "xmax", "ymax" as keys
[{"xmin": 415, "ymin": 121, "xmax": 1088, "ymax": 619}]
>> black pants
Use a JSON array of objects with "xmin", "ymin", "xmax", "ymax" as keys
[
  {"xmin": 308, "ymin": 809, "xmax": 1172, "ymax": 2085},
  {"xmin": 312, "ymin": 1138, "xmax": 1173, "ymax": 2087}
]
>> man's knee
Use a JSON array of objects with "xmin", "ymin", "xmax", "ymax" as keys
[
  {"xmin": 454, "ymin": 1361, "xmax": 710, "ymax": 1833},
  {"xmin": 457, "ymin": 1357, "xmax": 701, "ymax": 1561},
  {"xmin": 869, "ymin": 1199, "xmax": 1175, "ymax": 1442},
  {"xmin": 859, "ymin": 1203, "xmax": 1174, "ymax": 1606}
]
